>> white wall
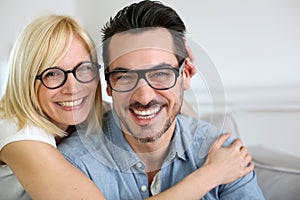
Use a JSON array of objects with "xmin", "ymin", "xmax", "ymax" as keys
[
  {"xmin": 0, "ymin": 0, "xmax": 76, "ymax": 94},
  {"xmin": 0, "ymin": 0, "xmax": 299, "ymax": 156}
]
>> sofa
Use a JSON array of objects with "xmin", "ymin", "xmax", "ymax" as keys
[{"xmin": 202, "ymin": 113, "xmax": 300, "ymax": 200}]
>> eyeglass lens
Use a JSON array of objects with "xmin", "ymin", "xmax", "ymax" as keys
[
  {"xmin": 108, "ymin": 64, "xmax": 180, "ymax": 92},
  {"xmin": 39, "ymin": 62, "xmax": 99, "ymax": 89}
]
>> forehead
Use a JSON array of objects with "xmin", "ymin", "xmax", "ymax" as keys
[
  {"xmin": 57, "ymin": 35, "xmax": 90, "ymax": 68},
  {"xmin": 108, "ymin": 28, "xmax": 177, "ymax": 67}
]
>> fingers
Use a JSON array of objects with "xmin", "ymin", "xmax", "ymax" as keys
[
  {"xmin": 239, "ymin": 145, "xmax": 254, "ymax": 175},
  {"xmin": 243, "ymin": 161, "xmax": 255, "ymax": 175},
  {"xmin": 240, "ymin": 146, "xmax": 248, "ymax": 157},
  {"xmin": 230, "ymin": 138, "xmax": 254, "ymax": 174},
  {"xmin": 231, "ymin": 138, "xmax": 243, "ymax": 150},
  {"xmin": 239, "ymin": 145, "xmax": 252, "ymax": 163},
  {"xmin": 244, "ymin": 153, "xmax": 252, "ymax": 166},
  {"xmin": 210, "ymin": 134, "xmax": 254, "ymax": 175},
  {"xmin": 211, "ymin": 132, "xmax": 231, "ymax": 151}
]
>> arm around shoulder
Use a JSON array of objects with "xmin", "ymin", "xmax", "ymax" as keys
[{"xmin": 1, "ymin": 140, "xmax": 105, "ymax": 200}]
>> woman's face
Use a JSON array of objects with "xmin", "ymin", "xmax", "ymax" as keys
[{"xmin": 38, "ymin": 35, "xmax": 98, "ymax": 131}]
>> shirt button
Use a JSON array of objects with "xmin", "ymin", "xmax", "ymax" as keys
[
  {"xmin": 140, "ymin": 185, "xmax": 147, "ymax": 192},
  {"xmin": 135, "ymin": 162, "xmax": 142, "ymax": 169}
]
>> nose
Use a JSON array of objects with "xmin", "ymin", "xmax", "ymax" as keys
[
  {"xmin": 61, "ymin": 73, "xmax": 80, "ymax": 94},
  {"xmin": 130, "ymin": 78, "xmax": 156, "ymax": 105}
]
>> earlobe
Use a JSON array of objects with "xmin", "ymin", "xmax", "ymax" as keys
[{"xmin": 183, "ymin": 67, "xmax": 191, "ymax": 90}]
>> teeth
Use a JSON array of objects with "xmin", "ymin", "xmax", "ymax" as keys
[
  {"xmin": 58, "ymin": 98, "xmax": 84, "ymax": 107},
  {"xmin": 132, "ymin": 107, "xmax": 160, "ymax": 119},
  {"xmin": 136, "ymin": 114, "xmax": 156, "ymax": 119}
]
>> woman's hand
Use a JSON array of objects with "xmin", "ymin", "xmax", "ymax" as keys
[{"xmin": 204, "ymin": 132, "xmax": 254, "ymax": 185}]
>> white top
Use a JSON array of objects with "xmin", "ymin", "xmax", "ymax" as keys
[{"xmin": 0, "ymin": 118, "xmax": 56, "ymax": 200}]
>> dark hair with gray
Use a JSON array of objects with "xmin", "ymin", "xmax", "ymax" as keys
[{"xmin": 101, "ymin": 0, "xmax": 187, "ymax": 69}]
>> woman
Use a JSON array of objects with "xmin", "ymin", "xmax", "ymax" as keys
[
  {"xmin": 0, "ymin": 14, "xmax": 253, "ymax": 200},
  {"xmin": 0, "ymin": 14, "xmax": 104, "ymax": 200}
]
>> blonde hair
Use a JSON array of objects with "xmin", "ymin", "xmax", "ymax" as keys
[{"xmin": 0, "ymin": 14, "xmax": 102, "ymax": 137}]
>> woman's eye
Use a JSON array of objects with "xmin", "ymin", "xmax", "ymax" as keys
[
  {"xmin": 78, "ymin": 64, "xmax": 93, "ymax": 72},
  {"xmin": 45, "ymin": 72, "xmax": 57, "ymax": 77},
  {"xmin": 43, "ymin": 70, "xmax": 62, "ymax": 79}
]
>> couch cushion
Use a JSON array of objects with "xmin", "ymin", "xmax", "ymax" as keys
[{"xmin": 249, "ymin": 145, "xmax": 300, "ymax": 200}]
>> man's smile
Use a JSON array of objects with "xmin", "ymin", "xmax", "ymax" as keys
[{"xmin": 131, "ymin": 106, "xmax": 161, "ymax": 119}]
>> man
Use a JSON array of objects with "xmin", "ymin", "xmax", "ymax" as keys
[{"xmin": 59, "ymin": 1, "xmax": 264, "ymax": 199}]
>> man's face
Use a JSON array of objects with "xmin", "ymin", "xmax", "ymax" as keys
[{"xmin": 106, "ymin": 28, "xmax": 190, "ymax": 143}]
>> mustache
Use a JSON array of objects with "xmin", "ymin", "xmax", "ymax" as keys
[{"xmin": 129, "ymin": 100, "xmax": 161, "ymax": 109}]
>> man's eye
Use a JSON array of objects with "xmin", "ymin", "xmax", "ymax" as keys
[
  {"xmin": 152, "ymin": 71, "xmax": 169, "ymax": 77},
  {"xmin": 119, "ymin": 74, "xmax": 135, "ymax": 80},
  {"xmin": 149, "ymin": 70, "xmax": 172, "ymax": 80}
]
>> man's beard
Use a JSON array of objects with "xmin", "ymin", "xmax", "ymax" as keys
[
  {"xmin": 120, "ymin": 100, "xmax": 179, "ymax": 143},
  {"xmin": 129, "ymin": 118, "xmax": 172, "ymax": 143}
]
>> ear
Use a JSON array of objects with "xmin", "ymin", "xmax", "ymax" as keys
[
  {"xmin": 182, "ymin": 59, "xmax": 191, "ymax": 90},
  {"xmin": 106, "ymin": 84, "xmax": 112, "ymax": 96},
  {"xmin": 185, "ymin": 58, "xmax": 197, "ymax": 77},
  {"xmin": 184, "ymin": 41, "xmax": 197, "ymax": 77},
  {"xmin": 182, "ymin": 59, "xmax": 197, "ymax": 90}
]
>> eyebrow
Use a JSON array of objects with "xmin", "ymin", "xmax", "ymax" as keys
[{"xmin": 110, "ymin": 63, "xmax": 174, "ymax": 71}]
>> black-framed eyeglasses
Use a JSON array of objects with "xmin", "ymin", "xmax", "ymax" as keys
[
  {"xmin": 36, "ymin": 61, "xmax": 101, "ymax": 89},
  {"xmin": 105, "ymin": 59, "xmax": 185, "ymax": 92}
]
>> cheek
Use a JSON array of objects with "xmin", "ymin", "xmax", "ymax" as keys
[
  {"xmin": 37, "ymin": 86, "xmax": 49, "ymax": 109},
  {"xmin": 164, "ymin": 85, "xmax": 183, "ymax": 104},
  {"xmin": 37, "ymin": 85, "xmax": 58, "ymax": 111},
  {"xmin": 91, "ymin": 81, "xmax": 99, "ymax": 94},
  {"xmin": 111, "ymin": 93, "xmax": 130, "ymax": 109},
  {"xmin": 86, "ymin": 78, "xmax": 99, "ymax": 94},
  {"xmin": 86, "ymin": 81, "xmax": 100, "ymax": 106}
]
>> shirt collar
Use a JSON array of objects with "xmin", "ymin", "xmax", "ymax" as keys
[
  {"xmin": 163, "ymin": 114, "xmax": 196, "ymax": 164},
  {"xmin": 103, "ymin": 111, "xmax": 141, "ymax": 171}
]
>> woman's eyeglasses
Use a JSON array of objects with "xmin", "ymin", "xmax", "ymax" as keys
[{"xmin": 36, "ymin": 61, "xmax": 101, "ymax": 89}]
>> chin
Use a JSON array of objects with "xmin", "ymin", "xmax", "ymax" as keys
[{"xmin": 71, "ymin": 111, "xmax": 90, "ymax": 123}]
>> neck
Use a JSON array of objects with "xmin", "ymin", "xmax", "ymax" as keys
[
  {"xmin": 55, "ymin": 125, "xmax": 75, "ymax": 145},
  {"xmin": 136, "ymin": 142, "xmax": 170, "ymax": 187},
  {"xmin": 124, "ymin": 122, "xmax": 175, "ymax": 172},
  {"xmin": 124, "ymin": 123, "xmax": 176, "ymax": 188}
]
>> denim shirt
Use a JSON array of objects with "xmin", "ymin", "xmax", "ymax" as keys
[{"xmin": 58, "ymin": 111, "xmax": 265, "ymax": 200}]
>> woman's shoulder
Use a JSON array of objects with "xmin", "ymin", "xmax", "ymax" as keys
[
  {"xmin": 0, "ymin": 118, "xmax": 56, "ymax": 151},
  {"xmin": 0, "ymin": 118, "xmax": 19, "ymax": 135},
  {"xmin": 0, "ymin": 117, "xmax": 47, "ymax": 135}
]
